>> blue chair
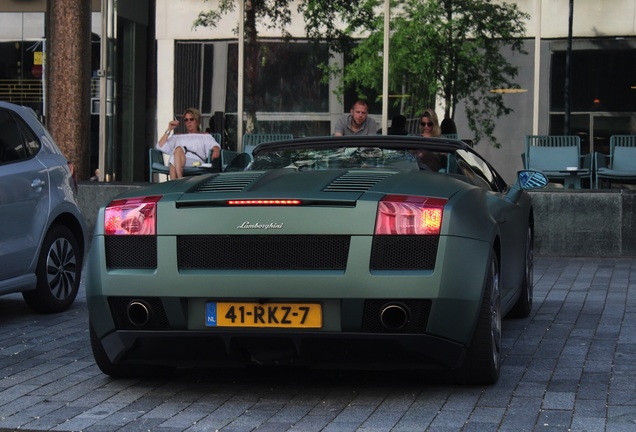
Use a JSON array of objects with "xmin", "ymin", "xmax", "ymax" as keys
[
  {"xmin": 149, "ymin": 148, "xmax": 170, "ymax": 182},
  {"xmin": 220, "ymin": 149, "xmax": 238, "ymax": 171},
  {"xmin": 523, "ymin": 135, "xmax": 592, "ymax": 189},
  {"xmin": 242, "ymin": 133, "xmax": 294, "ymax": 156},
  {"xmin": 210, "ymin": 132, "xmax": 222, "ymax": 147},
  {"xmin": 595, "ymin": 135, "xmax": 636, "ymax": 188},
  {"xmin": 149, "ymin": 148, "xmax": 218, "ymax": 182},
  {"xmin": 224, "ymin": 152, "xmax": 252, "ymax": 172}
]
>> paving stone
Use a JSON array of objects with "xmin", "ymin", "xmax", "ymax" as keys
[{"xmin": 1, "ymin": 257, "xmax": 635, "ymax": 431}]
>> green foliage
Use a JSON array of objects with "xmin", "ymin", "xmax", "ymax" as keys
[
  {"xmin": 342, "ymin": 0, "xmax": 529, "ymax": 146},
  {"xmin": 193, "ymin": 0, "xmax": 529, "ymax": 147},
  {"xmin": 194, "ymin": 0, "xmax": 293, "ymax": 34}
]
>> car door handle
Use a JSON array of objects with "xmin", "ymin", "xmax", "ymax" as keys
[{"xmin": 31, "ymin": 178, "xmax": 46, "ymax": 190}]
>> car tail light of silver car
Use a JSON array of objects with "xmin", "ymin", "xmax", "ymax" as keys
[
  {"xmin": 67, "ymin": 161, "xmax": 78, "ymax": 193},
  {"xmin": 375, "ymin": 195, "xmax": 447, "ymax": 235},
  {"xmin": 104, "ymin": 195, "xmax": 162, "ymax": 235}
]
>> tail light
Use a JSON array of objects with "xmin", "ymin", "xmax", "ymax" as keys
[
  {"xmin": 375, "ymin": 195, "xmax": 446, "ymax": 235},
  {"xmin": 67, "ymin": 161, "xmax": 78, "ymax": 193},
  {"xmin": 227, "ymin": 199, "xmax": 301, "ymax": 205},
  {"xmin": 104, "ymin": 196, "xmax": 162, "ymax": 235}
]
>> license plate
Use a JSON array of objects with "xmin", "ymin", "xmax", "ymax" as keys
[{"xmin": 205, "ymin": 302, "xmax": 322, "ymax": 328}]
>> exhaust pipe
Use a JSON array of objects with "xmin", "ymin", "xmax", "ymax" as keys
[
  {"xmin": 380, "ymin": 303, "xmax": 410, "ymax": 331},
  {"xmin": 127, "ymin": 300, "xmax": 151, "ymax": 327}
]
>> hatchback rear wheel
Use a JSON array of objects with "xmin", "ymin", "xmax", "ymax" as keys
[{"xmin": 22, "ymin": 225, "xmax": 82, "ymax": 313}]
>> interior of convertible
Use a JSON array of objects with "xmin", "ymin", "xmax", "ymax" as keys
[
  {"xmin": 250, "ymin": 147, "xmax": 463, "ymax": 173},
  {"xmin": 248, "ymin": 144, "xmax": 505, "ymax": 192}
]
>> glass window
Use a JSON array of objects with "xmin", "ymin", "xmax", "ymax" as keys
[
  {"xmin": 174, "ymin": 42, "xmax": 202, "ymax": 120},
  {"xmin": 15, "ymin": 114, "xmax": 40, "ymax": 158},
  {"xmin": 0, "ymin": 13, "xmax": 45, "ymax": 114},
  {"xmin": 226, "ymin": 41, "xmax": 330, "ymax": 113},
  {"xmin": 0, "ymin": 109, "xmax": 28, "ymax": 164},
  {"xmin": 201, "ymin": 43, "xmax": 214, "ymax": 114},
  {"xmin": 550, "ymin": 48, "xmax": 636, "ymax": 112},
  {"xmin": 457, "ymin": 149, "xmax": 503, "ymax": 192}
]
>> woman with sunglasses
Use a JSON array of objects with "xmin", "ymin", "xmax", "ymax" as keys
[
  {"xmin": 157, "ymin": 107, "xmax": 221, "ymax": 179},
  {"xmin": 419, "ymin": 108, "xmax": 441, "ymax": 137}
]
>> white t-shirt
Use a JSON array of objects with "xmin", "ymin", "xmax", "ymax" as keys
[{"xmin": 157, "ymin": 133, "xmax": 220, "ymax": 166}]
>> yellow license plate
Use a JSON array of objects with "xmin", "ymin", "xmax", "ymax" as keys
[{"xmin": 206, "ymin": 302, "xmax": 322, "ymax": 328}]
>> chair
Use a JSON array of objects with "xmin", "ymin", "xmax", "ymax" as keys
[
  {"xmin": 242, "ymin": 133, "xmax": 294, "ymax": 155},
  {"xmin": 595, "ymin": 135, "xmax": 636, "ymax": 189},
  {"xmin": 224, "ymin": 152, "xmax": 252, "ymax": 172},
  {"xmin": 211, "ymin": 132, "xmax": 222, "ymax": 147},
  {"xmin": 149, "ymin": 148, "xmax": 171, "ymax": 182},
  {"xmin": 523, "ymin": 135, "xmax": 592, "ymax": 189},
  {"xmin": 149, "ymin": 148, "xmax": 217, "ymax": 183},
  {"xmin": 221, "ymin": 149, "xmax": 238, "ymax": 171}
]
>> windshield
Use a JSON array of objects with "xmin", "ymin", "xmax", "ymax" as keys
[
  {"xmin": 241, "ymin": 140, "xmax": 504, "ymax": 192},
  {"xmin": 250, "ymin": 147, "xmax": 423, "ymax": 171}
]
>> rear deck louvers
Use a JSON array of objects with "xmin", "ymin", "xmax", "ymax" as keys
[
  {"xmin": 324, "ymin": 172, "xmax": 395, "ymax": 193},
  {"xmin": 196, "ymin": 172, "xmax": 262, "ymax": 193}
]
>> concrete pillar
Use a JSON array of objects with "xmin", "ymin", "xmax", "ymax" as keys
[{"xmin": 45, "ymin": 0, "xmax": 91, "ymax": 180}]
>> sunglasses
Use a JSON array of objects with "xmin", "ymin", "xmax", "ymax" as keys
[
  {"xmin": 183, "ymin": 117, "xmax": 196, "ymax": 122},
  {"xmin": 421, "ymin": 121, "xmax": 433, "ymax": 127}
]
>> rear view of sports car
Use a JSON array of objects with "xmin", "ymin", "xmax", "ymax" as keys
[{"xmin": 87, "ymin": 136, "xmax": 547, "ymax": 384}]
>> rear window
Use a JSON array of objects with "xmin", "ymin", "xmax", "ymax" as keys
[{"xmin": 0, "ymin": 109, "xmax": 40, "ymax": 164}]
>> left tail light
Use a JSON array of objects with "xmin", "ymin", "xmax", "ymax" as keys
[
  {"xmin": 67, "ymin": 161, "xmax": 78, "ymax": 193},
  {"xmin": 104, "ymin": 196, "xmax": 162, "ymax": 235},
  {"xmin": 375, "ymin": 195, "xmax": 446, "ymax": 235}
]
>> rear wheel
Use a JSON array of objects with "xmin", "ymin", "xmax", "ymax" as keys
[
  {"xmin": 23, "ymin": 225, "xmax": 82, "ymax": 313},
  {"xmin": 509, "ymin": 226, "xmax": 533, "ymax": 318},
  {"xmin": 455, "ymin": 251, "xmax": 501, "ymax": 385}
]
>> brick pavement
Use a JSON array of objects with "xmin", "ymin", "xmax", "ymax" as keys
[{"xmin": 0, "ymin": 257, "xmax": 635, "ymax": 431}]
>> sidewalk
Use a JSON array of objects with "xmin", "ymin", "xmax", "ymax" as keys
[{"xmin": 0, "ymin": 256, "xmax": 634, "ymax": 431}]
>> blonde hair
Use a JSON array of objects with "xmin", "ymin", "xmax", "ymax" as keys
[
  {"xmin": 183, "ymin": 107, "xmax": 202, "ymax": 132},
  {"xmin": 420, "ymin": 108, "xmax": 441, "ymax": 137}
]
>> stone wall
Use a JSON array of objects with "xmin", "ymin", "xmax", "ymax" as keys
[
  {"xmin": 77, "ymin": 183, "xmax": 636, "ymax": 257},
  {"xmin": 530, "ymin": 189, "xmax": 636, "ymax": 257}
]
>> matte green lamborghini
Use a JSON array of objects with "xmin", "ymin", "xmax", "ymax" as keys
[{"xmin": 87, "ymin": 135, "xmax": 547, "ymax": 384}]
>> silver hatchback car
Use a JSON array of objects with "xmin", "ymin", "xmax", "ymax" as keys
[{"xmin": 0, "ymin": 101, "xmax": 86, "ymax": 313}]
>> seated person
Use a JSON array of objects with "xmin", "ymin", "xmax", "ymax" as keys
[
  {"xmin": 156, "ymin": 107, "xmax": 221, "ymax": 179},
  {"xmin": 414, "ymin": 150, "xmax": 445, "ymax": 171}
]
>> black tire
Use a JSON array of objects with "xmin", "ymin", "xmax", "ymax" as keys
[
  {"xmin": 22, "ymin": 225, "xmax": 82, "ymax": 313},
  {"xmin": 89, "ymin": 323, "xmax": 175, "ymax": 378},
  {"xmin": 455, "ymin": 252, "xmax": 501, "ymax": 385},
  {"xmin": 509, "ymin": 226, "xmax": 533, "ymax": 318}
]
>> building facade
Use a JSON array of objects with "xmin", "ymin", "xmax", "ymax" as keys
[{"xmin": 1, "ymin": 1, "xmax": 635, "ymax": 183}]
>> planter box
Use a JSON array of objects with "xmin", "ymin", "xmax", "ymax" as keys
[{"xmin": 530, "ymin": 189, "xmax": 636, "ymax": 257}]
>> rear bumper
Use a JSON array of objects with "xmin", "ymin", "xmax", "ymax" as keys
[{"xmin": 99, "ymin": 328, "xmax": 467, "ymax": 371}]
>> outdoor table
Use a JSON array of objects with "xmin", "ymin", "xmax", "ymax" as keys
[{"xmin": 558, "ymin": 167, "xmax": 589, "ymax": 189}]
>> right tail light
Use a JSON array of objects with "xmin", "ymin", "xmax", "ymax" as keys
[{"xmin": 375, "ymin": 195, "xmax": 446, "ymax": 235}]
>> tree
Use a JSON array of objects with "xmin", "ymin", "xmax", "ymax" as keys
[
  {"xmin": 340, "ymin": 0, "xmax": 529, "ymax": 146},
  {"xmin": 194, "ymin": 0, "xmax": 375, "ymax": 133},
  {"xmin": 194, "ymin": 0, "xmax": 528, "ymax": 147}
]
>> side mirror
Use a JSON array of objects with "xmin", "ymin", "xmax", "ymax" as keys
[
  {"xmin": 505, "ymin": 170, "xmax": 548, "ymax": 204},
  {"xmin": 518, "ymin": 170, "xmax": 548, "ymax": 190}
]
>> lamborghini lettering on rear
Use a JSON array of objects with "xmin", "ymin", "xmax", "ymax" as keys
[{"xmin": 237, "ymin": 221, "xmax": 284, "ymax": 230}]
